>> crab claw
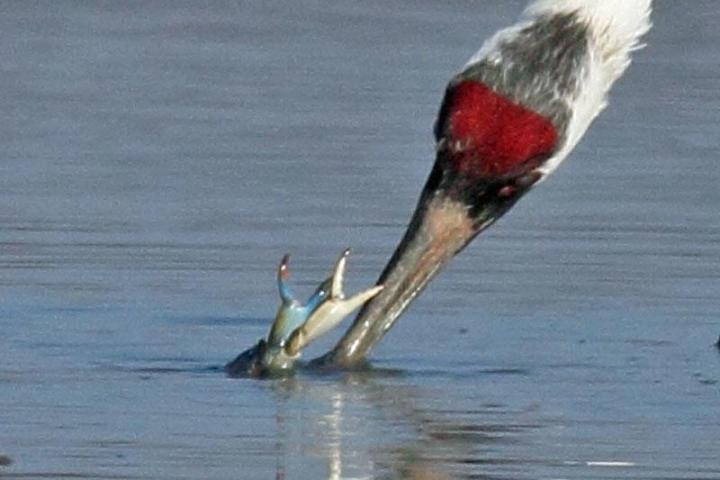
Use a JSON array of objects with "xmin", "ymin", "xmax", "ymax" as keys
[
  {"xmin": 285, "ymin": 249, "xmax": 384, "ymax": 356},
  {"xmin": 225, "ymin": 249, "xmax": 381, "ymax": 378},
  {"xmin": 267, "ymin": 254, "xmax": 331, "ymax": 347}
]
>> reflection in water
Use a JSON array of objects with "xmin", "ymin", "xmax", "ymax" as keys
[
  {"xmin": 325, "ymin": 389, "xmax": 345, "ymax": 480},
  {"xmin": 269, "ymin": 371, "xmax": 529, "ymax": 480}
]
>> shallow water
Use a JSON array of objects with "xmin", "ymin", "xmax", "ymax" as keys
[{"xmin": 1, "ymin": 1, "xmax": 719, "ymax": 479}]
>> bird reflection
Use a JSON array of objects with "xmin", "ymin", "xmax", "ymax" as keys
[{"xmin": 267, "ymin": 371, "xmax": 532, "ymax": 480}]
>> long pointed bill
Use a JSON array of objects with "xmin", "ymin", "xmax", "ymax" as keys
[{"xmin": 313, "ymin": 163, "xmax": 538, "ymax": 368}]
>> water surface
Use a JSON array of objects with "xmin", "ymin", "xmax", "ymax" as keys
[{"xmin": 1, "ymin": 1, "xmax": 719, "ymax": 479}]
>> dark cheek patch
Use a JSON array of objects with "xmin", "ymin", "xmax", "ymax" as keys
[{"xmin": 441, "ymin": 80, "xmax": 558, "ymax": 178}]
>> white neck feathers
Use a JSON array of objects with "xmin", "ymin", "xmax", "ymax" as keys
[{"xmin": 525, "ymin": 0, "xmax": 652, "ymax": 83}]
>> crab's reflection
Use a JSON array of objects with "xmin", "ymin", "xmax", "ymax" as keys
[{"xmin": 266, "ymin": 370, "xmax": 531, "ymax": 480}]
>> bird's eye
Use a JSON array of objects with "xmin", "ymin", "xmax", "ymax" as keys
[{"xmin": 498, "ymin": 185, "xmax": 516, "ymax": 198}]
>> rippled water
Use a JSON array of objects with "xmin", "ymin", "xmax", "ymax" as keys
[{"xmin": 1, "ymin": 1, "xmax": 719, "ymax": 479}]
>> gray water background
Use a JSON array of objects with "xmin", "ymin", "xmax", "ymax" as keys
[{"xmin": 1, "ymin": 1, "xmax": 719, "ymax": 479}]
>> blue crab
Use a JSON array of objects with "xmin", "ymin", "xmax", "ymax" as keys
[{"xmin": 225, "ymin": 249, "xmax": 383, "ymax": 377}]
